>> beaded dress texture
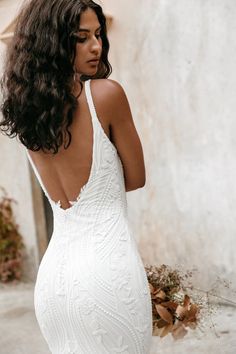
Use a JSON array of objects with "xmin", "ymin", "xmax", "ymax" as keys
[{"xmin": 26, "ymin": 79, "xmax": 152, "ymax": 354}]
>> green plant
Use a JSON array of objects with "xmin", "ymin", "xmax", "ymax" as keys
[{"xmin": 0, "ymin": 187, "xmax": 25, "ymax": 282}]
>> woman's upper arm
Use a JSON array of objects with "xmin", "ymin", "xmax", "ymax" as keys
[{"xmin": 101, "ymin": 79, "xmax": 146, "ymax": 191}]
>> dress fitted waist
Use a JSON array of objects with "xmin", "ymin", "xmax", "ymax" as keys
[{"xmin": 52, "ymin": 204, "xmax": 126, "ymax": 236}]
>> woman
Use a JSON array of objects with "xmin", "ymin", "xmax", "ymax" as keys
[{"xmin": 0, "ymin": 0, "xmax": 152, "ymax": 353}]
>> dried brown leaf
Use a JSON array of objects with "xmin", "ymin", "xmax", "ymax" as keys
[
  {"xmin": 156, "ymin": 319, "xmax": 168, "ymax": 328},
  {"xmin": 155, "ymin": 289, "xmax": 166, "ymax": 300},
  {"xmin": 185, "ymin": 321, "xmax": 198, "ymax": 330},
  {"xmin": 183, "ymin": 294, "xmax": 191, "ymax": 307},
  {"xmin": 153, "ymin": 326, "xmax": 163, "ymax": 336},
  {"xmin": 187, "ymin": 303, "xmax": 199, "ymax": 321},
  {"xmin": 160, "ymin": 324, "xmax": 174, "ymax": 338},
  {"xmin": 149, "ymin": 282, "xmax": 155, "ymax": 294},
  {"xmin": 172, "ymin": 323, "xmax": 188, "ymax": 340},
  {"xmin": 161, "ymin": 301, "xmax": 178, "ymax": 310},
  {"xmin": 176, "ymin": 304, "xmax": 188, "ymax": 320},
  {"xmin": 155, "ymin": 304, "xmax": 173, "ymax": 324}
]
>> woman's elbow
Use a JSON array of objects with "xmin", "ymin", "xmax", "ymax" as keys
[{"xmin": 125, "ymin": 177, "xmax": 146, "ymax": 192}]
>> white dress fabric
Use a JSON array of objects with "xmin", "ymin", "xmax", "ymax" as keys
[{"xmin": 26, "ymin": 79, "xmax": 152, "ymax": 354}]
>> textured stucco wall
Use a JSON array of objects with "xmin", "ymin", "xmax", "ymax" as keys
[
  {"xmin": 0, "ymin": 0, "xmax": 39, "ymax": 281},
  {"xmin": 101, "ymin": 0, "xmax": 236, "ymax": 288},
  {"xmin": 1, "ymin": 0, "xmax": 236, "ymax": 289}
]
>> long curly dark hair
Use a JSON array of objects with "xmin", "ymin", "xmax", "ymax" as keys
[{"xmin": 0, "ymin": 0, "xmax": 112, "ymax": 154}]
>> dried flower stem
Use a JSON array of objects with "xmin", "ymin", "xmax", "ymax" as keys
[{"xmin": 185, "ymin": 286, "xmax": 236, "ymax": 307}]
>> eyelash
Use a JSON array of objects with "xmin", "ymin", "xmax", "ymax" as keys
[{"xmin": 76, "ymin": 33, "xmax": 101, "ymax": 43}]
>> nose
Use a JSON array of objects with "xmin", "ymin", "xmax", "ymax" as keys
[{"xmin": 90, "ymin": 36, "xmax": 101, "ymax": 55}]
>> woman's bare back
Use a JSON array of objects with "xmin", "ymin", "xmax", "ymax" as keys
[{"xmin": 27, "ymin": 79, "xmax": 145, "ymax": 210}]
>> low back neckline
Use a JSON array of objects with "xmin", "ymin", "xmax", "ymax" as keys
[{"xmin": 26, "ymin": 79, "xmax": 97, "ymax": 212}]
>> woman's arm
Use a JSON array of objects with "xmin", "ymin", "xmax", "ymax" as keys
[{"xmin": 93, "ymin": 79, "xmax": 146, "ymax": 192}]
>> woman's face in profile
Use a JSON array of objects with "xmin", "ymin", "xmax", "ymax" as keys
[{"xmin": 73, "ymin": 8, "xmax": 102, "ymax": 77}]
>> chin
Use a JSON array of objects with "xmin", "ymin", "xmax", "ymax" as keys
[
  {"xmin": 88, "ymin": 69, "xmax": 98, "ymax": 76},
  {"xmin": 79, "ymin": 68, "xmax": 99, "ymax": 79},
  {"xmin": 81, "ymin": 66, "xmax": 98, "ymax": 76}
]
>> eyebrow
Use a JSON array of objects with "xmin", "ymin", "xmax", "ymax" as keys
[{"xmin": 78, "ymin": 26, "xmax": 101, "ymax": 32}]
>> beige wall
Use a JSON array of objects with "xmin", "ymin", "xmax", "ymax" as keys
[
  {"xmin": 102, "ymin": 0, "xmax": 236, "ymax": 288},
  {"xmin": 1, "ymin": 0, "xmax": 236, "ymax": 289},
  {"xmin": 0, "ymin": 0, "xmax": 39, "ymax": 281}
]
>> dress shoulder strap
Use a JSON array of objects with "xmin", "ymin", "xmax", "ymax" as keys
[{"xmin": 84, "ymin": 79, "xmax": 98, "ymax": 123}]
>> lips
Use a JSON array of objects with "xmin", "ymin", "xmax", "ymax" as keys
[{"xmin": 87, "ymin": 58, "xmax": 100, "ymax": 63}]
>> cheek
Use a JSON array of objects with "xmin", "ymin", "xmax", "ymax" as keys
[
  {"xmin": 75, "ymin": 46, "xmax": 86, "ymax": 63},
  {"xmin": 76, "ymin": 44, "xmax": 84, "ymax": 55}
]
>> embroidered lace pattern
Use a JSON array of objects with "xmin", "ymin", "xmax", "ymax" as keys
[{"xmin": 26, "ymin": 79, "xmax": 152, "ymax": 354}]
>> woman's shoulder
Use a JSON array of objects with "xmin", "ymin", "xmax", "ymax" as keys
[
  {"xmin": 90, "ymin": 78, "xmax": 127, "ymax": 106},
  {"xmin": 90, "ymin": 78, "xmax": 124, "ymax": 91}
]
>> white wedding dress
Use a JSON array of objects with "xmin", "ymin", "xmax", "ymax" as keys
[{"xmin": 26, "ymin": 79, "xmax": 152, "ymax": 354}]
